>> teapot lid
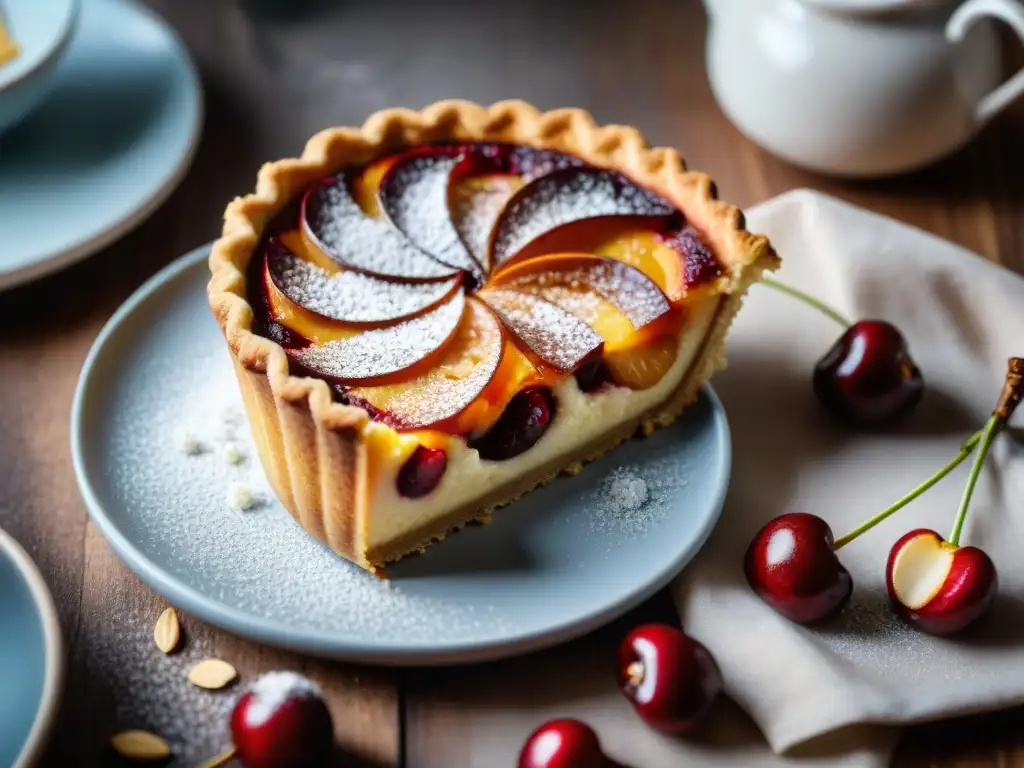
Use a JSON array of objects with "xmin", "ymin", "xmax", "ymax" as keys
[{"xmin": 800, "ymin": 0, "xmax": 949, "ymax": 14}]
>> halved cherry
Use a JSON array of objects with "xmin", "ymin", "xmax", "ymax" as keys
[
  {"xmin": 302, "ymin": 173, "xmax": 457, "ymax": 281},
  {"xmin": 264, "ymin": 236, "xmax": 461, "ymax": 326},
  {"xmin": 489, "ymin": 167, "xmax": 675, "ymax": 269},
  {"xmin": 349, "ymin": 299, "xmax": 505, "ymax": 429},
  {"xmin": 378, "ymin": 147, "xmax": 486, "ymax": 284},
  {"xmin": 289, "ymin": 291, "xmax": 466, "ymax": 385},
  {"xmin": 477, "ymin": 287, "xmax": 604, "ymax": 373}
]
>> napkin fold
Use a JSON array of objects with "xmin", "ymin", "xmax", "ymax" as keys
[{"xmin": 674, "ymin": 189, "xmax": 1024, "ymax": 758}]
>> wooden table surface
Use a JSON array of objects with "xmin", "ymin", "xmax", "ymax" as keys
[{"xmin": 2, "ymin": 0, "xmax": 1023, "ymax": 765}]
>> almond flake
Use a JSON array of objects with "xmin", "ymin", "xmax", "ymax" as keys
[
  {"xmin": 198, "ymin": 747, "xmax": 237, "ymax": 768},
  {"xmin": 153, "ymin": 608, "xmax": 181, "ymax": 654},
  {"xmin": 110, "ymin": 730, "xmax": 171, "ymax": 760},
  {"xmin": 188, "ymin": 659, "xmax": 238, "ymax": 689}
]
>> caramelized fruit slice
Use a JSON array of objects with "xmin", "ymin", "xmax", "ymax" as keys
[
  {"xmin": 265, "ymin": 238, "xmax": 460, "ymax": 325},
  {"xmin": 605, "ymin": 334, "xmax": 679, "ymax": 390},
  {"xmin": 289, "ymin": 291, "xmax": 465, "ymax": 384},
  {"xmin": 302, "ymin": 174, "xmax": 457, "ymax": 281},
  {"xmin": 349, "ymin": 299, "xmax": 504, "ymax": 428},
  {"xmin": 351, "ymin": 156, "xmax": 399, "ymax": 217},
  {"xmin": 478, "ymin": 288, "xmax": 604, "ymax": 373},
  {"xmin": 489, "ymin": 167, "xmax": 675, "ymax": 269},
  {"xmin": 661, "ymin": 225, "xmax": 724, "ymax": 288},
  {"xmin": 494, "ymin": 254, "xmax": 672, "ymax": 331},
  {"xmin": 379, "ymin": 149, "xmax": 486, "ymax": 284}
]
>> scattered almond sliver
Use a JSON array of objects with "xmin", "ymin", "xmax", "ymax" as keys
[
  {"xmin": 153, "ymin": 608, "xmax": 181, "ymax": 654},
  {"xmin": 110, "ymin": 730, "xmax": 171, "ymax": 760},
  {"xmin": 198, "ymin": 746, "xmax": 237, "ymax": 768},
  {"xmin": 188, "ymin": 658, "xmax": 238, "ymax": 689}
]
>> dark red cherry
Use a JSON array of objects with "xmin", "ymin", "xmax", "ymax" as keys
[
  {"xmin": 518, "ymin": 718, "xmax": 611, "ymax": 768},
  {"xmin": 574, "ymin": 358, "xmax": 611, "ymax": 393},
  {"xmin": 396, "ymin": 446, "xmax": 448, "ymax": 499},
  {"xmin": 230, "ymin": 671, "xmax": 334, "ymax": 768},
  {"xmin": 744, "ymin": 513, "xmax": 853, "ymax": 624},
  {"xmin": 813, "ymin": 320, "xmax": 923, "ymax": 427},
  {"xmin": 470, "ymin": 387, "xmax": 555, "ymax": 461},
  {"xmin": 617, "ymin": 624, "xmax": 722, "ymax": 735}
]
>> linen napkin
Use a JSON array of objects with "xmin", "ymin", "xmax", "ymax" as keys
[{"xmin": 674, "ymin": 188, "xmax": 1024, "ymax": 757}]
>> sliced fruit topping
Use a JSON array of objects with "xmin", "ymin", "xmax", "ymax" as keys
[
  {"xmin": 660, "ymin": 225, "xmax": 723, "ymax": 288},
  {"xmin": 495, "ymin": 254, "xmax": 672, "ymax": 331},
  {"xmin": 477, "ymin": 287, "xmax": 603, "ymax": 373},
  {"xmin": 302, "ymin": 174, "xmax": 457, "ymax": 281},
  {"xmin": 469, "ymin": 386, "xmax": 555, "ymax": 461},
  {"xmin": 348, "ymin": 299, "xmax": 504, "ymax": 428},
  {"xmin": 351, "ymin": 156, "xmax": 399, "ymax": 217},
  {"xmin": 379, "ymin": 149, "xmax": 485, "ymax": 284},
  {"xmin": 466, "ymin": 142, "xmax": 583, "ymax": 179},
  {"xmin": 289, "ymin": 290, "xmax": 465, "ymax": 384},
  {"xmin": 489, "ymin": 167, "xmax": 675, "ymax": 269},
  {"xmin": 605, "ymin": 334, "xmax": 679, "ymax": 390},
  {"xmin": 449, "ymin": 172, "xmax": 523, "ymax": 271},
  {"xmin": 397, "ymin": 446, "xmax": 448, "ymax": 499},
  {"xmin": 265, "ymin": 238, "xmax": 460, "ymax": 325}
]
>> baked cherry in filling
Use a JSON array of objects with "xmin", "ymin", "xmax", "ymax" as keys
[{"xmin": 248, "ymin": 141, "xmax": 722, "ymax": 485}]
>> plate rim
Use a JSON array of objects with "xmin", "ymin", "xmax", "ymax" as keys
[
  {"xmin": 0, "ymin": 0, "xmax": 204, "ymax": 292},
  {"xmin": 71, "ymin": 243, "xmax": 732, "ymax": 666},
  {"xmin": 0, "ymin": 527, "xmax": 65, "ymax": 768}
]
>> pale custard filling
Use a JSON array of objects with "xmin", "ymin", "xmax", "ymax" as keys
[{"xmin": 362, "ymin": 295, "xmax": 721, "ymax": 550}]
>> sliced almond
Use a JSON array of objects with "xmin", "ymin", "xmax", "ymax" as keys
[
  {"xmin": 153, "ymin": 608, "xmax": 181, "ymax": 654},
  {"xmin": 198, "ymin": 746, "xmax": 237, "ymax": 768},
  {"xmin": 110, "ymin": 730, "xmax": 171, "ymax": 760},
  {"xmin": 188, "ymin": 658, "xmax": 238, "ymax": 690}
]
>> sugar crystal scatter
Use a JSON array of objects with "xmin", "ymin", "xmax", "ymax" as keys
[{"xmin": 590, "ymin": 464, "xmax": 684, "ymax": 538}]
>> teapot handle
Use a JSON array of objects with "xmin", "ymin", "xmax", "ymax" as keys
[{"xmin": 947, "ymin": 0, "xmax": 1024, "ymax": 124}]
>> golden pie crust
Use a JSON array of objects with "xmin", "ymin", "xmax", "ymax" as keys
[{"xmin": 207, "ymin": 99, "xmax": 780, "ymax": 572}]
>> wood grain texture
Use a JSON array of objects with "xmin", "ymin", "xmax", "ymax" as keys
[{"xmin": 0, "ymin": 0, "xmax": 1020, "ymax": 765}]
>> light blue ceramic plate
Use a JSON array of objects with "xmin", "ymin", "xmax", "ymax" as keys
[
  {"xmin": 0, "ymin": 527, "xmax": 63, "ymax": 768},
  {"xmin": 71, "ymin": 244, "xmax": 731, "ymax": 665},
  {"xmin": 0, "ymin": 0, "xmax": 78, "ymax": 134},
  {"xmin": 0, "ymin": 0, "xmax": 201, "ymax": 291}
]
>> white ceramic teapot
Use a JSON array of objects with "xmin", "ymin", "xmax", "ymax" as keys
[{"xmin": 703, "ymin": 0, "xmax": 1024, "ymax": 177}]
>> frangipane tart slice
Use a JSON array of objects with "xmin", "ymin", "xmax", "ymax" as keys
[{"xmin": 207, "ymin": 99, "xmax": 779, "ymax": 572}]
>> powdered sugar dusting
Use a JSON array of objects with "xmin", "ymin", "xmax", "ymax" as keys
[
  {"xmin": 380, "ymin": 153, "xmax": 485, "ymax": 282},
  {"xmin": 590, "ymin": 463, "xmax": 688, "ymax": 537},
  {"xmin": 506, "ymin": 258, "xmax": 671, "ymax": 330},
  {"xmin": 244, "ymin": 671, "xmax": 323, "ymax": 728},
  {"xmin": 305, "ymin": 175, "xmax": 456, "ymax": 280},
  {"xmin": 479, "ymin": 288, "xmax": 603, "ymax": 372},
  {"xmin": 101, "ymin": 336, "xmax": 517, "ymax": 645},
  {"xmin": 490, "ymin": 167, "xmax": 674, "ymax": 268},
  {"xmin": 267, "ymin": 242, "xmax": 458, "ymax": 324},
  {"xmin": 450, "ymin": 174, "xmax": 521, "ymax": 271},
  {"xmin": 291, "ymin": 291, "xmax": 465, "ymax": 381},
  {"xmin": 350, "ymin": 300, "xmax": 503, "ymax": 428}
]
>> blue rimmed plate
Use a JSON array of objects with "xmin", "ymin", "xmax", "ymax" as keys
[
  {"xmin": 71, "ymin": 243, "xmax": 731, "ymax": 665},
  {"xmin": 0, "ymin": 527, "xmax": 63, "ymax": 768},
  {"xmin": 0, "ymin": 0, "xmax": 202, "ymax": 290}
]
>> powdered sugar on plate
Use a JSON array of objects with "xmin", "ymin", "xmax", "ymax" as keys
[
  {"xmin": 102, "ymin": 338, "xmax": 515, "ymax": 643},
  {"xmin": 589, "ymin": 461, "xmax": 688, "ymax": 538}
]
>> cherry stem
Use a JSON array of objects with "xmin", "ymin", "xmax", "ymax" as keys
[
  {"xmin": 832, "ymin": 430, "xmax": 982, "ymax": 551},
  {"xmin": 760, "ymin": 277, "xmax": 853, "ymax": 329},
  {"xmin": 948, "ymin": 357, "xmax": 1024, "ymax": 546}
]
